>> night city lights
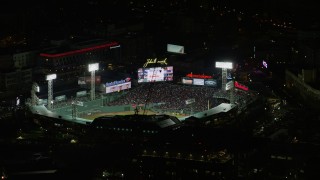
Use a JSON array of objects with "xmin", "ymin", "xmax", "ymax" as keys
[{"xmin": 1, "ymin": 0, "xmax": 320, "ymax": 179}]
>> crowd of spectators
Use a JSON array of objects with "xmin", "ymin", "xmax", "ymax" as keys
[
  {"xmin": 107, "ymin": 82, "xmax": 256, "ymax": 114},
  {"xmin": 34, "ymin": 82, "xmax": 257, "ymax": 115}
]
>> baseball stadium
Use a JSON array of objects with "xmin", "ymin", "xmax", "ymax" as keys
[{"xmin": 27, "ymin": 60, "xmax": 256, "ymax": 126}]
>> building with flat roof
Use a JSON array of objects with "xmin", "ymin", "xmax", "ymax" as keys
[
  {"xmin": 36, "ymin": 40, "xmax": 121, "ymax": 86},
  {"xmin": 88, "ymin": 114, "xmax": 182, "ymax": 142}
]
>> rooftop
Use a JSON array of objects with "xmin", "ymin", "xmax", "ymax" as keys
[
  {"xmin": 91, "ymin": 114, "xmax": 182, "ymax": 129},
  {"xmin": 39, "ymin": 40, "xmax": 119, "ymax": 58}
]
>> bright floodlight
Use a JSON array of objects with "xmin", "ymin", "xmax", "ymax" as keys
[
  {"xmin": 46, "ymin": 74, "xmax": 56, "ymax": 110},
  {"xmin": 88, "ymin": 63, "xmax": 99, "ymax": 100},
  {"xmin": 215, "ymin": 62, "xmax": 233, "ymax": 69},
  {"xmin": 46, "ymin": 74, "xmax": 57, "ymax": 80},
  {"xmin": 88, "ymin": 63, "xmax": 99, "ymax": 72}
]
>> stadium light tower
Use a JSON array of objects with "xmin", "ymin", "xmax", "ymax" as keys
[
  {"xmin": 31, "ymin": 82, "xmax": 40, "ymax": 106},
  {"xmin": 215, "ymin": 61, "xmax": 233, "ymax": 91},
  {"xmin": 88, "ymin": 63, "xmax": 99, "ymax": 101},
  {"xmin": 226, "ymin": 80, "xmax": 235, "ymax": 104},
  {"xmin": 46, "ymin": 74, "xmax": 57, "ymax": 110}
]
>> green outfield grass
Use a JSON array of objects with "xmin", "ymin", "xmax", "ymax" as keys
[{"xmin": 81, "ymin": 110, "xmax": 189, "ymax": 120}]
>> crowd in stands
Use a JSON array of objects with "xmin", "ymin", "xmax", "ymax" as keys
[
  {"xmin": 37, "ymin": 82, "xmax": 257, "ymax": 115},
  {"xmin": 107, "ymin": 83, "xmax": 256, "ymax": 114}
]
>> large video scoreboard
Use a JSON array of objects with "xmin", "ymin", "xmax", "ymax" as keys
[{"xmin": 138, "ymin": 66, "xmax": 173, "ymax": 83}]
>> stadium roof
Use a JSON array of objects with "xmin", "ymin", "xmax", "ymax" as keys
[
  {"xmin": 30, "ymin": 105, "xmax": 92, "ymax": 125},
  {"xmin": 91, "ymin": 114, "xmax": 182, "ymax": 130},
  {"xmin": 39, "ymin": 41, "xmax": 119, "ymax": 58},
  {"xmin": 179, "ymin": 103, "xmax": 237, "ymax": 121}
]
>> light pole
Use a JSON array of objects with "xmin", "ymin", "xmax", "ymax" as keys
[
  {"xmin": 226, "ymin": 80, "xmax": 235, "ymax": 104},
  {"xmin": 88, "ymin": 63, "xmax": 99, "ymax": 101},
  {"xmin": 31, "ymin": 82, "xmax": 40, "ymax": 106},
  {"xmin": 215, "ymin": 61, "xmax": 233, "ymax": 91},
  {"xmin": 46, "ymin": 74, "xmax": 56, "ymax": 110}
]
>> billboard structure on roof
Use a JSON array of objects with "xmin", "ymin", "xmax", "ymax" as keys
[{"xmin": 167, "ymin": 44, "xmax": 185, "ymax": 54}]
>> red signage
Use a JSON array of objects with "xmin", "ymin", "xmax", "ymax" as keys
[
  {"xmin": 186, "ymin": 73, "xmax": 212, "ymax": 79},
  {"xmin": 234, "ymin": 81, "xmax": 249, "ymax": 91},
  {"xmin": 40, "ymin": 42, "xmax": 119, "ymax": 58}
]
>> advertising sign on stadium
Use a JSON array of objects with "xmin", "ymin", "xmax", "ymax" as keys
[
  {"xmin": 106, "ymin": 78, "xmax": 132, "ymax": 94},
  {"xmin": 72, "ymin": 101, "xmax": 84, "ymax": 106},
  {"xmin": 182, "ymin": 78, "xmax": 193, "ymax": 85},
  {"xmin": 106, "ymin": 82, "xmax": 131, "ymax": 93},
  {"xmin": 185, "ymin": 98, "xmax": 195, "ymax": 105},
  {"xmin": 204, "ymin": 79, "xmax": 217, "ymax": 87},
  {"xmin": 138, "ymin": 66, "xmax": 173, "ymax": 83},
  {"xmin": 226, "ymin": 80, "xmax": 234, "ymax": 90},
  {"xmin": 182, "ymin": 78, "xmax": 217, "ymax": 87},
  {"xmin": 76, "ymin": 90, "xmax": 87, "ymax": 97},
  {"xmin": 106, "ymin": 77, "xmax": 131, "ymax": 87},
  {"xmin": 186, "ymin": 73, "xmax": 212, "ymax": 79},
  {"xmin": 55, "ymin": 95, "xmax": 66, "ymax": 102},
  {"xmin": 234, "ymin": 81, "xmax": 249, "ymax": 91},
  {"xmin": 143, "ymin": 58, "xmax": 168, "ymax": 68},
  {"xmin": 193, "ymin": 78, "xmax": 205, "ymax": 86},
  {"xmin": 167, "ymin": 44, "xmax": 185, "ymax": 54}
]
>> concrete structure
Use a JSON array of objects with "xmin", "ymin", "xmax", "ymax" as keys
[{"xmin": 285, "ymin": 69, "xmax": 320, "ymax": 108}]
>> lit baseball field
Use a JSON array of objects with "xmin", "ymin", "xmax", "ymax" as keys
[
  {"xmin": 52, "ymin": 98, "xmax": 190, "ymax": 121},
  {"xmin": 82, "ymin": 109, "xmax": 189, "ymax": 120}
]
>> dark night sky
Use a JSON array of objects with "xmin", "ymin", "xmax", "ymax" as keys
[{"xmin": 0, "ymin": 0, "xmax": 319, "ymax": 38}]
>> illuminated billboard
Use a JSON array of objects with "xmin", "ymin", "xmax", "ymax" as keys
[
  {"xmin": 234, "ymin": 81, "xmax": 249, "ymax": 91},
  {"xmin": 204, "ymin": 79, "xmax": 217, "ymax": 87},
  {"xmin": 55, "ymin": 95, "xmax": 66, "ymax": 102},
  {"xmin": 143, "ymin": 58, "xmax": 168, "ymax": 68},
  {"xmin": 138, "ymin": 66, "xmax": 173, "ymax": 83},
  {"xmin": 186, "ymin": 73, "xmax": 212, "ymax": 79},
  {"xmin": 193, "ymin": 78, "xmax": 204, "ymax": 86},
  {"xmin": 227, "ymin": 72, "xmax": 232, "ymax": 80},
  {"xmin": 76, "ymin": 90, "xmax": 87, "ymax": 97},
  {"xmin": 226, "ymin": 81, "xmax": 234, "ymax": 90},
  {"xmin": 167, "ymin": 44, "xmax": 185, "ymax": 54},
  {"xmin": 182, "ymin": 78, "xmax": 217, "ymax": 87},
  {"xmin": 106, "ymin": 78, "xmax": 132, "ymax": 94},
  {"xmin": 182, "ymin": 78, "xmax": 193, "ymax": 85},
  {"xmin": 215, "ymin": 62, "xmax": 233, "ymax": 69}
]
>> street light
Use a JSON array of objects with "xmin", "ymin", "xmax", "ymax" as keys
[
  {"xmin": 46, "ymin": 74, "xmax": 56, "ymax": 109},
  {"xmin": 88, "ymin": 63, "xmax": 99, "ymax": 100}
]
